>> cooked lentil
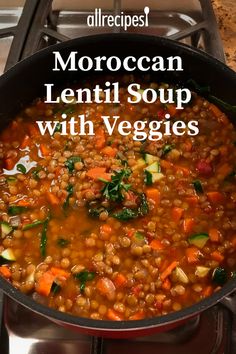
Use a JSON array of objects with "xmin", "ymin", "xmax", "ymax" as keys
[{"xmin": 0, "ymin": 75, "xmax": 236, "ymax": 321}]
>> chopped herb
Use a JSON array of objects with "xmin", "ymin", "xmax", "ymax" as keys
[
  {"xmin": 193, "ymin": 180, "xmax": 204, "ymax": 194},
  {"xmin": 144, "ymin": 170, "xmax": 153, "ymax": 186},
  {"xmin": 100, "ymin": 169, "xmax": 131, "ymax": 202},
  {"xmin": 32, "ymin": 166, "xmax": 42, "ymax": 180},
  {"xmin": 212, "ymin": 267, "xmax": 227, "ymax": 286},
  {"xmin": 40, "ymin": 217, "xmax": 50, "ymax": 258},
  {"xmin": 161, "ymin": 144, "xmax": 174, "ymax": 157},
  {"xmin": 8, "ymin": 205, "xmax": 28, "ymax": 215},
  {"xmin": 138, "ymin": 193, "xmax": 149, "ymax": 216},
  {"xmin": 62, "ymin": 106, "xmax": 76, "ymax": 115},
  {"xmin": 51, "ymin": 282, "xmax": 61, "ymax": 294},
  {"xmin": 22, "ymin": 220, "xmax": 45, "ymax": 231},
  {"xmin": 54, "ymin": 123, "xmax": 62, "ymax": 133},
  {"xmin": 107, "ymin": 138, "xmax": 114, "ymax": 146},
  {"xmin": 113, "ymin": 192, "xmax": 149, "ymax": 221},
  {"xmin": 16, "ymin": 164, "xmax": 26, "ymax": 174},
  {"xmin": 65, "ymin": 156, "xmax": 81, "ymax": 173},
  {"xmin": 74, "ymin": 270, "xmax": 95, "ymax": 293},
  {"xmin": 63, "ymin": 184, "xmax": 73, "ymax": 210},
  {"xmin": 113, "ymin": 208, "xmax": 138, "ymax": 221},
  {"xmin": 57, "ymin": 238, "xmax": 70, "ymax": 247}
]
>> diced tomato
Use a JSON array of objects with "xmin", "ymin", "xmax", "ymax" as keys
[{"xmin": 196, "ymin": 160, "xmax": 213, "ymax": 176}]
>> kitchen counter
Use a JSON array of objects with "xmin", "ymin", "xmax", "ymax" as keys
[{"xmin": 212, "ymin": 0, "xmax": 236, "ymax": 71}]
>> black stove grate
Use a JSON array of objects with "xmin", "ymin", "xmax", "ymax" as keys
[{"xmin": 3, "ymin": 0, "xmax": 225, "ymax": 72}]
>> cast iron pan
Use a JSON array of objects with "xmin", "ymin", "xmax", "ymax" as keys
[{"xmin": 0, "ymin": 34, "xmax": 236, "ymax": 338}]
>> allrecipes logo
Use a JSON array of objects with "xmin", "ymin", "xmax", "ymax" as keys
[{"xmin": 87, "ymin": 7, "xmax": 150, "ymax": 31}]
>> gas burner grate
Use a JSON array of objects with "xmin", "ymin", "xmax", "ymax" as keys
[{"xmin": 2, "ymin": 0, "xmax": 225, "ymax": 73}]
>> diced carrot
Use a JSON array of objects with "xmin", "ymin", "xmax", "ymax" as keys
[
  {"xmin": 40, "ymin": 144, "xmax": 50, "ymax": 157},
  {"xmin": 46, "ymin": 192, "xmax": 60, "ymax": 206},
  {"xmin": 175, "ymin": 165, "xmax": 190, "ymax": 176},
  {"xmin": 96, "ymin": 277, "xmax": 116, "ymax": 301},
  {"xmin": 161, "ymin": 277, "xmax": 171, "ymax": 290},
  {"xmin": 36, "ymin": 268, "xmax": 70, "ymax": 297},
  {"xmin": 183, "ymin": 218, "xmax": 195, "ymax": 234},
  {"xmin": 50, "ymin": 267, "xmax": 70, "ymax": 279},
  {"xmin": 35, "ymin": 271, "xmax": 55, "ymax": 297},
  {"xmin": 185, "ymin": 196, "xmax": 199, "ymax": 206},
  {"xmin": 101, "ymin": 146, "xmax": 117, "ymax": 158},
  {"xmin": 95, "ymin": 127, "xmax": 106, "ymax": 149},
  {"xmin": 107, "ymin": 309, "xmax": 124, "ymax": 321},
  {"xmin": 146, "ymin": 188, "xmax": 161, "ymax": 206},
  {"xmin": 4, "ymin": 158, "xmax": 15, "ymax": 170},
  {"xmin": 202, "ymin": 285, "xmax": 213, "ymax": 298},
  {"xmin": 114, "ymin": 273, "xmax": 127, "ymax": 288},
  {"xmin": 185, "ymin": 247, "xmax": 200, "ymax": 263},
  {"xmin": 0, "ymin": 265, "xmax": 11, "ymax": 278},
  {"xmin": 160, "ymin": 160, "xmax": 173, "ymax": 170},
  {"xmin": 207, "ymin": 192, "xmax": 224, "ymax": 204},
  {"xmin": 171, "ymin": 207, "xmax": 184, "ymax": 223},
  {"xmin": 100, "ymin": 224, "xmax": 113, "ymax": 239},
  {"xmin": 217, "ymin": 163, "xmax": 232, "ymax": 179},
  {"xmin": 167, "ymin": 104, "xmax": 177, "ymax": 116},
  {"xmin": 20, "ymin": 135, "xmax": 31, "ymax": 149},
  {"xmin": 210, "ymin": 251, "xmax": 224, "ymax": 262},
  {"xmin": 159, "ymin": 259, "xmax": 169, "ymax": 273},
  {"xmin": 129, "ymin": 311, "xmax": 145, "ymax": 320},
  {"xmin": 160, "ymin": 261, "xmax": 179, "ymax": 281},
  {"xmin": 209, "ymin": 228, "xmax": 221, "ymax": 242},
  {"xmin": 149, "ymin": 239, "xmax": 165, "ymax": 250},
  {"xmin": 87, "ymin": 167, "xmax": 111, "ymax": 181},
  {"xmin": 17, "ymin": 199, "xmax": 31, "ymax": 207},
  {"xmin": 209, "ymin": 103, "xmax": 222, "ymax": 118}
]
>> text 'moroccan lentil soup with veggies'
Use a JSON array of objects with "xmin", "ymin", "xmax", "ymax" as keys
[{"xmin": 0, "ymin": 75, "xmax": 236, "ymax": 321}]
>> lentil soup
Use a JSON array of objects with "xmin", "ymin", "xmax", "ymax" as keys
[{"xmin": 0, "ymin": 75, "xmax": 236, "ymax": 321}]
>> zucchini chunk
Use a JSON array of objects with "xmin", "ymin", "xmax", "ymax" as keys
[
  {"xmin": 0, "ymin": 248, "xmax": 16, "ymax": 262},
  {"xmin": 0, "ymin": 222, "xmax": 13, "ymax": 238},
  {"xmin": 188, "ymin": 233, "xmax": 209, "ymax": 249}
]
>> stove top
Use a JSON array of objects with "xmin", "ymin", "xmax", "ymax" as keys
[
  {"xmin": 0, "ymin": 0, "xmax": 225, "ymax": 74},
  {"xmin": 0, "ymin": 293, "xmax": 235, "ymax": 354},
  {"xmin": 0, "ymin": 0, "xmax": 234, "ymax": 353}
]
